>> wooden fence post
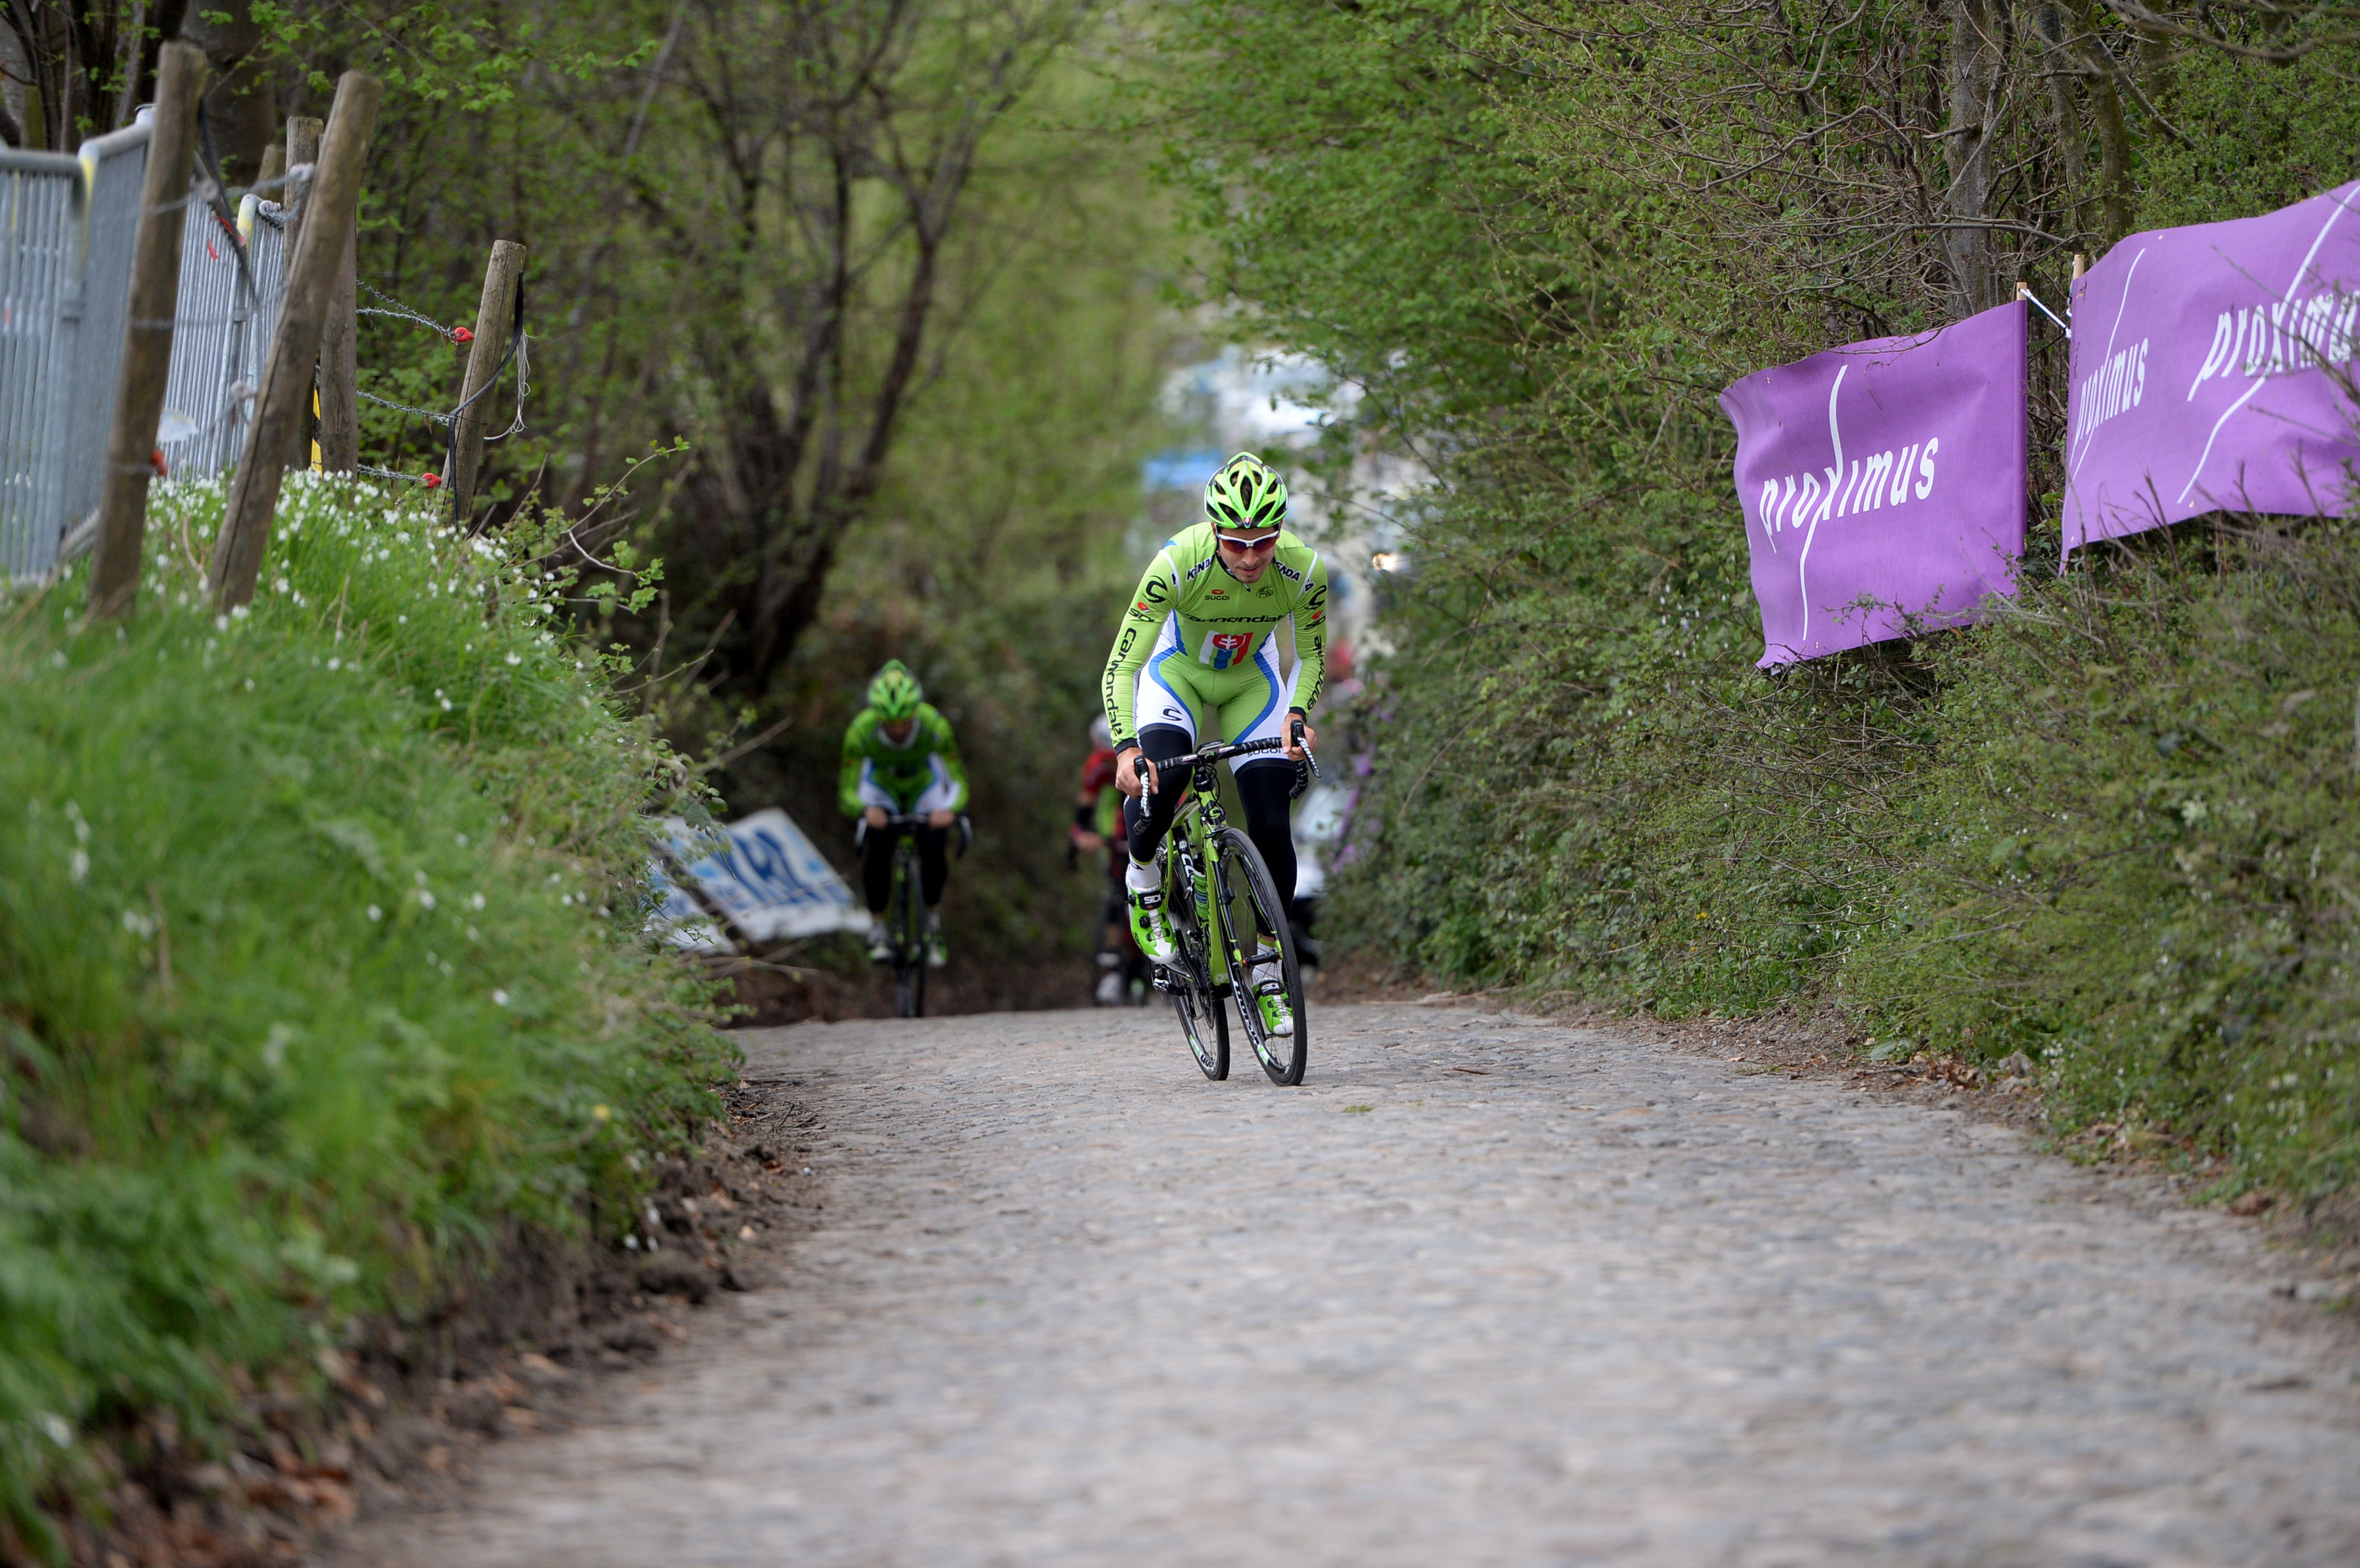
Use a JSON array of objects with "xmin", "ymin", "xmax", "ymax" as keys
[
  {"xmin": 282, "ymin": 117, "xmax": 321, "ymax": 231},
  {"xmin": 317, "ymin": 215, "xmax": 359, "ymax": 472},
  {"xmin": 308, "ymin": 112, "xmax": 359, "ymax": 474},
  {"xmin": 280, "ymin": 116, "xmax": 324, "ymax": 472},
  {"xmin": 209, "ymin": 74, "xmax": 382, "ymax": 612},
  {"xmin": 447, "ymin": 240, "xmax": 525, "ymax": 527},
  {"xmin": 88, "ymin": 41, "xmax": 208, "ymax": 622}
]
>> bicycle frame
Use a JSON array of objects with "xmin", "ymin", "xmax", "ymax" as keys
[
  {"xmin": 1168, "ymin": 767, "xmax": 1238, "ymax": 995},
  {"xmin": 1146, "ymin": 733, "xmax": 1315, "ymax": 995}
]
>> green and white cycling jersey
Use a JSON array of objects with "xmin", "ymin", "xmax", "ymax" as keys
[
  {"xmin": 839, "ymin": 702, "xmax": 969, "ymax": 817},
  {"xmin": 1101, "ymin": 522, "xmax": 1329, "ymax": 752}
]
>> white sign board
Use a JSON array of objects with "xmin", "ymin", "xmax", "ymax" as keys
[{"xmin": 650, "ymin": 808, "xmax": 868, "ymax": 951}]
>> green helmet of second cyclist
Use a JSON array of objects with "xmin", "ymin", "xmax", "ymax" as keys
[
  {"xmin": 842, "ymin": 660, "xmax": 969, "ymax": 965},
  {"xmin": 1098, "ymin": 453, "xmax": 1327, "ymax": 1035}
]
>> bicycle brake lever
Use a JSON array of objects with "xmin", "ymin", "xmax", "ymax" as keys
[{"xmin": 1289, "ymin": 717, "xmax": 1322, "ymax": 780}]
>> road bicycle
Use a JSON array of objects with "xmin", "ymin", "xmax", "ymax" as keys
[
  {"xmin": 1139, "ymin": 727, "xmax": 1315, "ymax": 1085},
  {"xmin": 863, "ymin": 813, "xmax": 969, "ymax": 1019}
]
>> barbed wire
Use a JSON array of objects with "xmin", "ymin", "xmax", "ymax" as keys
[
  {"xmin": 356, "ymin": 282, "xmax": 531, "ymax": 498},
  {"xmin": 356, "ymin": 463, "xmax": 444, "ymax": 488},
  {"xmin": 356, "ymin": 387, "xmax": 454, "ymax": 425},
  {"xmin": 358, "ymin": 280, "xmax": 473, "ymax": 343}
]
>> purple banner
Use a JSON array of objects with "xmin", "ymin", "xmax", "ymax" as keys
[
  {"xmin": 1722, "ymin": 301, "xmax": 2027, "ymax": 667},
  {"xmin": 2066, "ymin": 183, "xmax": 2360, "ymax": 554}
]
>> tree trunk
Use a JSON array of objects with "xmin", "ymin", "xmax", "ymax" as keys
[
  {"xmin": 1941, "ymin": 0, "xmax": 2007, "ymax": 315},
  {"xmin": 184, "ymin": 0, "xmax": 275, "ymax": 185},
  {"xmin": 618, "ymin": 0, "xmax": 1090, "ymax": 700}
]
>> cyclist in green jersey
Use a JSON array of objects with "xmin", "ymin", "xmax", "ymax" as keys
[
  {"xmin": 841, "ymin": 661, "xmax": 969, "ymax": 966},
  {"xmin": 1103, "ymin": 452, "xmax": 1324, "ymax": 1037}
]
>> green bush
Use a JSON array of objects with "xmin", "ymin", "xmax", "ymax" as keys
[
  {"xmin": 0, "ymin": 476, "xmax": 731, "ymax": 1555},
  {"xmin": 1331, "ymin": 521, "xmax": 2360, "ymax": 1204},
  {"xmin": 1845, "ymin": 527, "xmax": 2360, "ymax": 1193}
]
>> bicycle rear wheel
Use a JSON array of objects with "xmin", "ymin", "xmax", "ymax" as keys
[{"xmin": 1212, "ymin": 825, "xmax": 1306, "ymax": 1085}]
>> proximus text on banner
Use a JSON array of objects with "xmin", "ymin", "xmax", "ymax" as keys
[
  {"xmin": 1721, "ymin": 300, "xmax": 2028, "ymax": 668},
  {"xmin": 2065, "ymin": 181, "xmax": 2360, "ymax": 555}
]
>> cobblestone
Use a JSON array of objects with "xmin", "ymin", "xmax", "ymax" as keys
[{"xmin": 338, "ymin": 1003, "xmax": 2360, "ymax": 1567}]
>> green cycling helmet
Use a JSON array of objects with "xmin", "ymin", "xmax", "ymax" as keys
[
  {"xmin": 1203, "ymin": 452, "xmax": 1288, "ymax": 532},
  {"xmin": 868, "ymin": 660, "xmax": 924, "ymax": 720}
]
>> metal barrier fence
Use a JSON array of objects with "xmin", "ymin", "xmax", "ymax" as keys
[
  {"xmin": 159, "ymin": 197, "xmax": 289, "ymax": 483},
  {"xmin": 3, "ymin": 107, "xmax": 499, "ymax": 584},
  {"xmin": 0, "ymin": 114, "xmax": 153, "ymax": 582}
]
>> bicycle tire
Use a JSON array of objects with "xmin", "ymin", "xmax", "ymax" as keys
[
  {"xmin": 892, "ymin": 843, "xmax": 925, "ymax": 1019},
  {"xmin": 1211, "ymin": 824, "xmax": 1306, "ymax": 1085},
  {"xmin": 1169, "ymin": 958, "xmax": 1228, "ymax": 1079},
  {"xmin": 895, "ymin": 947, "xmax": 925, "ymax": 1018},
  {"xmin": 1163, "ymin": 845, "xmax": 1228, "ymax": 1080}
]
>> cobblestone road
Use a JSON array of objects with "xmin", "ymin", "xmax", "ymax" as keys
[{"xmin": 345, "ymin": 1004, "xmax": 2360, "ymax": 1567}]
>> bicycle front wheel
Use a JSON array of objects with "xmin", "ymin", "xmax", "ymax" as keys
[
  {"xmin": 895, "ymin": 947, "xmax": 926, "ymax": 1018},
  {"xmin": 1212, "ymin": 825, "xmax": 1306, "ymax": 1085},
  {"xmin": 1169, "ymin": 950, "xmax": 1229, "ymax": 1080},
  {"xmin": 1164, "ymin": 851, "xmax": 1228, "ymax": 1080},
  {"xmin": 893, "ymin": 847, "xmax": 926, "ymax": 1019}
]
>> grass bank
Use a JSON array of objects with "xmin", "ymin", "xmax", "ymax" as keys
[
  {"xmin": 1334, "ymin": 518, "xmax": 2360, "ymax": 1209},
  {"xmin": 1, "ymin": 477, "xmax": 732, "ymax": 1557}
]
